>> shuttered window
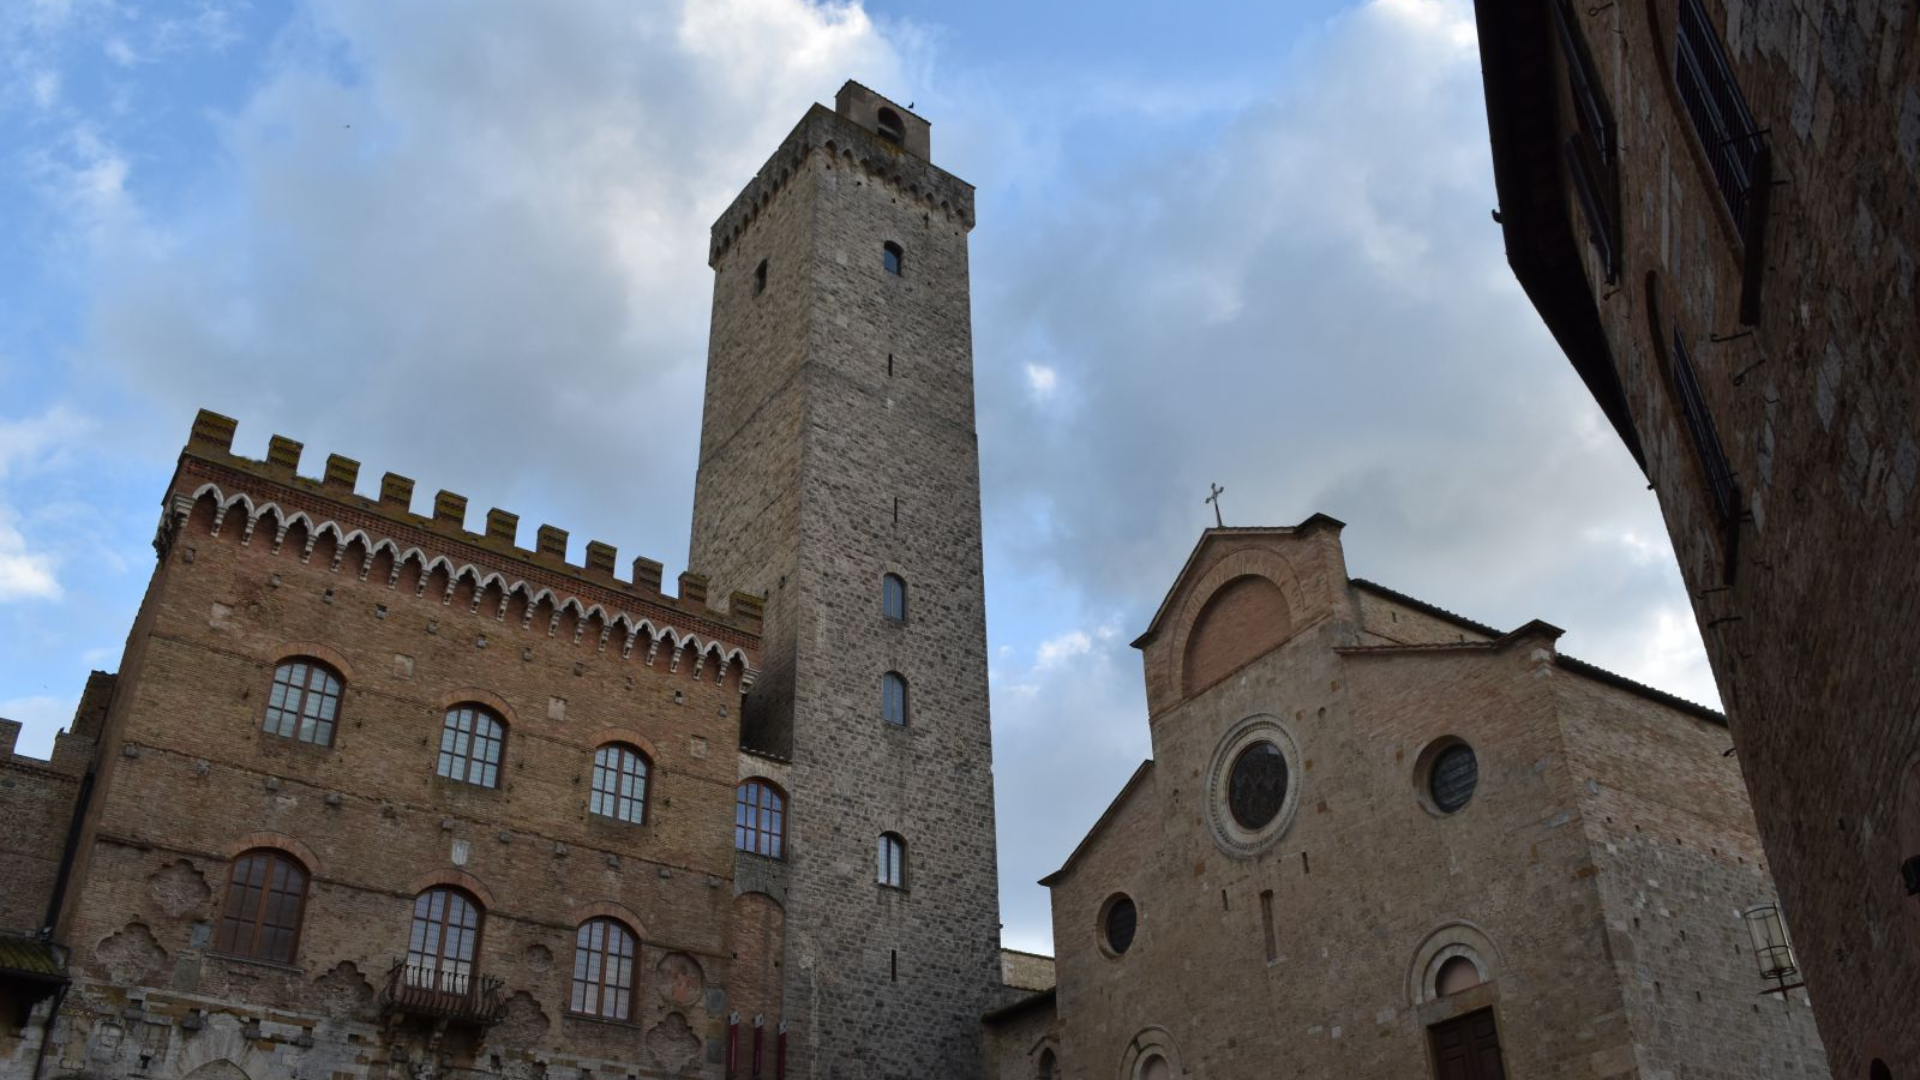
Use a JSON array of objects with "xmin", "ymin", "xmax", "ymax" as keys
[{"xmin": 214, "ymin": 849, "xmax": 308, "ymax": 964}]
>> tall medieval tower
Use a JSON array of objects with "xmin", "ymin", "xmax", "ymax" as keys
[{"xmin": 689, "ymin": 83, "xmax": 1000, "ymax": 1078}]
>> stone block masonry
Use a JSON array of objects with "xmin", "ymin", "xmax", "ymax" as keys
[{"xmin": 690, "ymin": 83, "xmax": 1001, "ymax": 1079}]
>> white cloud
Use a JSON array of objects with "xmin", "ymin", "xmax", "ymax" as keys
[
  {"xmin": 0, "ymin": 512, "xmax": 60, "ymax": 601},
  {"xmin": 1035, "ymin": 628, "xmax": 1092, "ymax": 669},
  {"xmin": 0, "ymin": 694, "xmax": 75, "ymax": 758},
  {"xmin": 0, "ymin": 406, "xmax": 91, "ymax": 478},
  {"xmin": 103, "ymin": 36, "xmax": 133, "ymax": 65},
  {"xmin": 1023, "ymin": 362, "xmax": 1058, "ymax": 399},
  {"xmin": 46, "ymin": 0, "xmax": 908, "ymax": 575}
]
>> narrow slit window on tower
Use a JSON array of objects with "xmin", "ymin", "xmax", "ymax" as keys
[
  {"xmin": 887, "ymin": 353, "xmax": 894, "ymax": 377},
  {"xmin": 878, "ymin": 832, "xmax": 907, "ymax": 888},
  {"xmin": 882, "ymin": 671, "xmax": 908, "ymax": 726},
  {"xmin": 883, "ymin": 573, "xmax": 907, "ymax": 622},
  {"xmin": 1260, "ymin": 889, "xmax": 1277, "ymax": 963},
  {"xmin": 882, "ymin": 242, "xmax": 904, "ymax": 276},
  {"xmin": 753, "ymin": 259, "xmax": 768, "ymax": 296}
]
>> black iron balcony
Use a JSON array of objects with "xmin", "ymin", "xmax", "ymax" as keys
[{"xmin": 381, "ymin": 960, "xmax": 507, "ymax": 1026}]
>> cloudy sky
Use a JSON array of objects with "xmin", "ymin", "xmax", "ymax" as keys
[{"xmin": 0, "ymin": 0, "xmax": 1714, "ymax": 954}]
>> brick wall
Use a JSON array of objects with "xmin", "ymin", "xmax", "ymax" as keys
[{"xmin": 5, "ymin": 418, "xmax": 762, "ymax": 1080}]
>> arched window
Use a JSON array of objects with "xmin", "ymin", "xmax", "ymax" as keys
[
  {"xmin": 591, "ymin": 743, "xmax": 649, "ymax": 824},
  {"xmin": 882, "ymin": 573, "xmax": 907, "ymax": 621},
  {"xmin": 1035, "ymin": 1048, "xmax": 1058, "ymax": 1080},
  {"xmin": 877, "ymin": 832, "xmax": 907, "ymax": 888},
  {"xmin": 264, "ymin": 658, "xmax": 342, "ymax": 745},
  {"xmin": 1139, "ymin": 1055, "xmax": 1170, "ymax": 1080},
  {"xmin": 1436, "ymin": 955, "xmax": 1482, "ymax": 995},
  {"xmin": 882, "ymin": 241, "xmax": 904, "ymax": 276},
  {"xmin": 406, "ymin": 887, "xmax": 482, "ymax": 992},
  {"xmin": 736, "ymin": 779, "xmax": 786, "ymax": 858},
  {"xmin": 214, "ymin": 849, "xmax": 308, "ymax": 964},
  {"xmin": 437, "ymin": 705, "xmax": 505, "ymax": 788},
  {"xmin": 882, "ymin": 671, "xmax": 908, "ymax": 726},
  {"xmin": 876, "ymin": 107, "xmax": 904, "ymax": 145},
  {"xmin": 753, "ymin": 259, "xmax": 768, "ymax": 296},
  {"xmin": 570, "ymin": 918, "xmax": 637, "ymax": 1021}
]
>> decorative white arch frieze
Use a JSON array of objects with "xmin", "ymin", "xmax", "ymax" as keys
[{"xmin": 170, "ymin": 483, "xmax": 756, "ymax": 689}]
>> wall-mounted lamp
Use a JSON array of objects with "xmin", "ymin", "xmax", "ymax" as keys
[{"xmin": 1743, "ymin": 904, "xmax": 1805, "ymax": 997}]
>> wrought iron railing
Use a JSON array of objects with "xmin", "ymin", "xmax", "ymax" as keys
[
  {"xmin": 381, "ymin": 960, "xmax": 507, "ymax": 1025},
  {"xmin": 1553, "ymin": 0, "xmax": 1620, "ymax": 283},
  {"xmin": 1675, "ymin": 0, "xmax": 1764, "ymax": 235},
  {"xmin": 1671, "ymin": 329, "xmax": 1739, "ymax": 528}
]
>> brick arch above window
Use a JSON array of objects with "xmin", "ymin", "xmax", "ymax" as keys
[
  {"xmin": 436, "ymin": 688, "xmax": 518, "ymax": 725},
  {"xmin": 567, "ymin": 900, "xmax": 649, "ymax": 941},
  {"xmin": 590, "ymin": 728, "xmax": 662, "ymax": 763},
  {"xmin": 268, "ymin": 641, "xmax": 356, "ymax": 682},
  {"xmin": 223, "ymin": 832, "xmax": 321, "ymax": 876},
  {"xmin": 1165, "ymin": 549, "xmax": 1309, "ymax": 703},
  {"xmin": 1406, "ymin": 921, "xmax": 1503, "ymax": 1006},
  {"xmin": 406, "ymin": 868, "xmax": 497, "ymax": 910}
]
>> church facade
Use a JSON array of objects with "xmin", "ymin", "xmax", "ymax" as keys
[
  {"xmin": 0, "ymin": 83, "xmax": 1001, "ymax": 1080},
  {"xmin": 987, "ymin": 520, "xmax": 1828, "ymax": 1079}
]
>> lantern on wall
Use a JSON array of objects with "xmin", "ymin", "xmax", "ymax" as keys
[{"xmin": 1742, "ymin": 904, "xmax": 1804, "ymax": 996}]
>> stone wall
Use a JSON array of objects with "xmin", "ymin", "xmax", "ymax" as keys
[
  {"xmin": 1488, "ymin": 0, "xmax": 1920, "ymax": 1070},
  {"xmin": 689, "ymin": 85, "xmax": 1000, "ymax": 1079}
]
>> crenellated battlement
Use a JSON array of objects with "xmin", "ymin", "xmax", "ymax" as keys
[
  {"xmin": 170, "ymin": 410, "xmax": 763, "ymax": 678},
  {"xmin": 707, "ymin": 101, "xmax": 975, "ymax": 269}
]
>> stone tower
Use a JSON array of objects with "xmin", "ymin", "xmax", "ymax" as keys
[{"xmin": 689, "ymin": 83, "xmax": 1000, "ymax": 1078}]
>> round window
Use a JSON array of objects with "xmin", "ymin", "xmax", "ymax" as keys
[
  {"xmin": 1204, "ymin": 715, "xmax": 1303, "ymax": 857},
  {"xmin": 1102, "ymin": 895, "xmax": 1137, "ymax": 955},
  {"xmin": 1228, "ymin": 741, "xmax": 1289, "ymax": 830},
  {"xmin": 1429, "ymin": 742, "xmax": 1478, "ymax": 813}
]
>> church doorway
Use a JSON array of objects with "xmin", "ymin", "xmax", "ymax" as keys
[{"xmin": 1428, "ymin": 1008, "xmax": 1506, "ymax": 1080}]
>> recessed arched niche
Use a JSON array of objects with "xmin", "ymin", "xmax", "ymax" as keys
[{"xmin": 1182, "ymin": 574, "xmax": 1292, "ymax": 697}]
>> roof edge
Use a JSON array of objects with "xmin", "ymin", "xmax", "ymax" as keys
[
  {"xmin": 1039, "ymin": 760, "xmax": 1153, "ymax": 887},
  {"xmin": 981, "ymin": 987, "xmax": 1057, "ymax": 1026},
  {"xmin": 1132, "ymin": 514, "xmax": 1346, "ymax": 648}
]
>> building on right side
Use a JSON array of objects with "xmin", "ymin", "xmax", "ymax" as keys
[{"xmin": 1471, "ymin": 1, "xmax": 1918, "ymax": 1075}]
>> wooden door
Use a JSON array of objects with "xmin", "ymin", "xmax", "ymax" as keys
[{"xmin": 1429, "ymin": 1008, "xmax": 1507, "ymax": 1080}]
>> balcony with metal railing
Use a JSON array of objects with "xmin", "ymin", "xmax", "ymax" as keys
[{"xmin": 380, "ymin": 960, "xmax": 507, "ymax": 1026}]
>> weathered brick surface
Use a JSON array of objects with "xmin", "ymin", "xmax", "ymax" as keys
[
  {"xmin": 1003, "ymin": 525, "xmax": 1825, "ymax": 1078},
  {"xmin": 689, "ymin": 85, "xmax": 1001, "ymax": 1079},
  {"xmin": 1479, "ymin": 1, "xmax": 1920, "ymax": 1071},
  {"xmin": 0, "ymin": 676, "xmax": 110, "ymax": 937},
  {"xmin": 2, "ymin": 418, "xmax": 763, "ymax": 1080}
]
